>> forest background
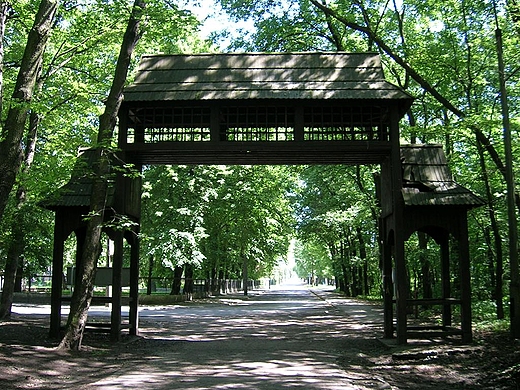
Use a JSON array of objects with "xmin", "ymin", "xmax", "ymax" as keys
[{"xmin": 0, "ymin": 0, "xmax": 519, "ymax": 344}]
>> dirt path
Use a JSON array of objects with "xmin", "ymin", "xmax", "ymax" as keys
[{"xmin": 1, "ymin": 284, "xmax": 519, "ymax": 389}]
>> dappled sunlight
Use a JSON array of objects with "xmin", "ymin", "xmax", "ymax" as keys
[
  {"xmin": 45, "ymin": 288, "xmax": 372, "ymax": 389},
  {"xmin": 3, "ymin": 287, "xmax": 387, "ymax": 389},
  {"xmin": 134, "ymin": 301, "xmax": 384, "ymax": 359},
  {"xmin": 90, "ymin": 346, "xmax": 376, "ymax": 389},
  {"xmin": 138, "ymin": 305, "xmax": 380, "ymax": 344},
  {"xmin": 83, "ymin": 288, "xmax": 389, "ymax": 388},
  {"xmin": 2, "ymin": 287, "xmax": 495, "ymax": 389}
]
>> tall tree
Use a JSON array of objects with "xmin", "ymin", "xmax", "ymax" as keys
[
  {"xmin": 0, "ymin": 1, "xmax": 12, "ymax": 116},
  {"xmin": 0, "ymin": 0, "xmax": 59, "ymax": 222},
  {"xmin": 494, "ymin": 13, "xmax": 520, "ymax": 338},
  {"xmin": 0, "ymin": 0, "xmax": 142, "ymax": 319},
  {"xmin": 0, "ymin": 111, "xmax": 39, "ymax": 318},
  {"xmin": 58, "ymin": 0, "xmax": 145, "ymax": 351}
]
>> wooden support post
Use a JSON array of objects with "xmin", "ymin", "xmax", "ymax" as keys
[
  {"xmin": 117, "ymin": 106, "xmax": 129, "ymax": 146},
  {"xmin": 134, "ymin": 125, "xmax": 144, "ymax": 144},
  {"xmin": 50, "ymin": 212, "xmax": 65, "ymax": 338},
  {"xmin": 111, "ymin": 231, "xmax": 123, "ymax": 341},
  {"xmin": 394, "ymin": 230, "xmax": 407, "ymax": 344},
  {"xmin": 129, "ymin": 228, "xmax": 140, "ymax": 335},
  {"xmin": 382, "ymin": 225, "xmax": 394, "ymax": 338},
  {"xmin": 389, "ymin": 105, "xmax": 407, "ymax": 344},
  {"xmin": 458, "ymin": 214, "xmax": 473, "ymax": 343},
  {"xmin": 440, "ymin": 233, "xmax": 452, "ymax": 327}
]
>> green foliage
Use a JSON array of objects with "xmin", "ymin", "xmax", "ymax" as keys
[
  {"xmin": 140, "ymin": 165, "xmax": 296, "ymax": 281},
  {"xmin": 140, "ymin": 165, "xmax": 212, "ymax": 273},
  {"xmin": 0, "ymin": 0, "xmax": 215, "ymax": 288},
  {"xmin": 2, "ymin": 0, "xmax": 519, "ymax": 334},
  {"xmin": 472, "ymin": 300, "xmax": 510, "ymax": 332},
  {"xmin": 293, "ymin": 239, "xmax": 333, "ymax": 280},
  {"xmin": 294, "ymin": 165, "xmax": 380, "ymax": 295},
  {"xmin": 216, "ymin": 0, "xmax": 517, "ymax": 321}
]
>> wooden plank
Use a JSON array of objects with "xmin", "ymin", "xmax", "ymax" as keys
[
  {"xmin": 61, "ymin": 296, "xmax": 132, "ymax": 305},
  {"xmin": 124, "ymin": 85, "xmax": 411, "ymax": 102},
  {"xmin": 129, "ymin": 228, "xmax": 140, "ymax": 336},
  {"xmin": 50, "ymin": 212, "xmax": 65, "ymax": 338},
  {"xmin": 406, "ymin": 330, "xmax": 464, "ymax": 338},
  {"xmin": 110, "ymin": 231, "xmax": 123, "ymax": 342},
  {"xmin": 122, "ymin": 140, "xmax": 392, "ymax": 166},
  {"xmin": 440, "ymin": 234, "xmax": 452, "ymax": 327},
  {"xmin": 136, "ymin": 52, "xmax": 383, "ymax": 73},
  {"xmin": 134, "ymin": 68, "xmax": 385, "ymax": 84}
]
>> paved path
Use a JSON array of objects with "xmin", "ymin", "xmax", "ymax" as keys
[
  {"xmin": 9, "ymin": 283, "xmax": 391, "ymax": 389},
  {"xmin": 95, "ymin": 283, "xmax": 388, "ymax": 389}
]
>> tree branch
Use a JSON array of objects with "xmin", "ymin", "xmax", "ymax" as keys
[{"xmin": 309, "ymin": 0, "xmax": 507, "ymax": 179}]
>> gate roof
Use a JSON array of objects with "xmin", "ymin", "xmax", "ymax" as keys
[{"xmin": 123, "ymin": 52, "xmax": 413, "ymax": 110}]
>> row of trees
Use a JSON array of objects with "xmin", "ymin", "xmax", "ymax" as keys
[
  {"xmin": 216, "ymin": 0, "xmax": 520, "ymax": 334},
  {"xmin": 1, "ymin": 0, "xmax": 519, "ymax": 348},
  {"xmin": 140, "ymin": 165, "xmax": 295, "ymax": 295}
]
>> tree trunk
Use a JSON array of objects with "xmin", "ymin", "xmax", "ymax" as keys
[
  {"xmin": 183, "ymin": 263, "xmax": 194, "ymax": 299},
  {"xmin": 337, "ymin": 239, "xmax": 349, "ymax": 295},
  {"xmin": 214, "ymin": 247, "xmax": 221, "ymax": 295},
  {"xmin": 351, "ymin": 266, "xmax": 358, "ymax": 296},
  {"xmin": 170, "ymin": 265, "xmax": 183, "ymax": 295},
  {"xmin": 0, "ymin": 111, "xmax": 40, "ymax": 318},
  {"xmin": 0, "ymin": 227, "xmax": 24, "ymax": 317},
  {"xmin": 356, "ymin": 227, "xmax": 369, "ymax": 295},
  {"xmin": 57, "ymin": 0, "xmax": 145, "ymax": 351},
  {"xmin": 219, "ymin": 269, "xmax": 225, "ymax": 294},
  {"xmin": 484, "ymin": 227, "xmax": 496, "ymax": 297},
  {"xmin": 210, "ymin": 267, "xmax": 218, "ymax": 295},
  {"xmin": 146, "ymin": 254, "xmax": 154, "ymax": 295},
  {"xmin": 341, "ymin": 263, "xmax": 350, "ymax": 296},
  {"xmin": 242, "ymin": 246, "xmax": 248, "ymax": 296},
  {"xmin": 495, "ymin": 27, "xmax": 519, "ymax": 334},
  {"xmin": 0, "ymin": 0, "xmax": 58, "ymax": 222},
  {"xmin": 476, "ymin": 137, "xmax": 504, "ymax": 318},
  {"xmin": 418, "ymin": 232, "xmax": 433, "ymax": 300}
]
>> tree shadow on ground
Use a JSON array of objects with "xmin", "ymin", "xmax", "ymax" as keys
[{"xmin": 1, "ymin": 292, "xmax": 519, "ymax": 389}]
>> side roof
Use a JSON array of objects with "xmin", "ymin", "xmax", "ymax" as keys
[
  {"xmin": 401, "ymin": 144, "xmax": 485, "ymax": 208},
  {"xmin": 39, "ymin": 149, "xmax": 115, "ymax": 211},
  {"xmin": 123, "ymin": 52, "xmax": 414, "ymax": 107}
]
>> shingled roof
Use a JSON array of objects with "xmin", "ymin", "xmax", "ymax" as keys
[
  {"xmin": 401, "ymin": 144, "xmax": 485, "ymax": 208},
  {"xmin": 40, "ymin": 149, "xmax": 115, "ymax": 211},
  {"xmin": 123, "ymin": 52, "xmax": 413, "ymax": 108}
]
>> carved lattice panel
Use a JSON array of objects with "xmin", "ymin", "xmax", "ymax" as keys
[
  {"xmin": 220, "ymin": 106, "xmax": 295, "ymax": 141},
  {"xmin": 303, "ymin": 106, "xmax": 389, "ymax": 141}
]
